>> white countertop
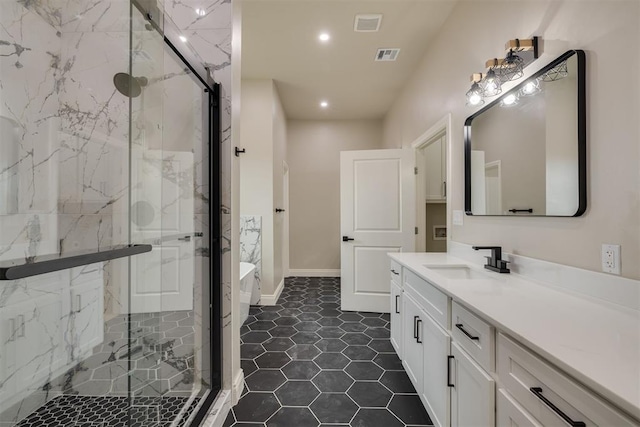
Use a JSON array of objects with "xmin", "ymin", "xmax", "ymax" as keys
[{"xmin": 389, "ymin": 252, "xmax": 640, "ymax": 422}]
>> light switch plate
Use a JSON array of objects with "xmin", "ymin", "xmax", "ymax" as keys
[
  {"xmin": 453, "ymin": 210, "xmax": 464, "ymax": 226},
  {"xmin": 601, "ymin": 244, "xmax": 621, "ymax": 275}
]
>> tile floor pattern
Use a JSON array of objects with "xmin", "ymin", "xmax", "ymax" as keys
[
  {"xmin": 224, "ymin": 277, "xmax": 433, "ymax": 427},
  {"xmin": 14, "ymin": 395, "xmax": 197, "ymax": 427}
]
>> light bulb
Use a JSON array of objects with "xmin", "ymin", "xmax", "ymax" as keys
[
  {"xmin": 179, "ymin": 35, "xmax": 188, "ymax": 43},
  {"xmin": 319, "ymin": 33, "xmax": 330, "ymax": 42},
  {"xmin": 466, "ymin": 82, "xmax": 484, "ymax": 106},
  {"xmin": 195, "ymin": 8, "xmax": 206, "ymax": 16},
  {"xmin": 502, "ymin": 94, "xmax": 517, "ymax": 105},
  {"xmin": 520, "ymin": 79, "xmax": 540, "ymax": 96},
  {"xmin": 480, "ymin": 69, "xmax": 502, "ymax": 97},
  {"xmin": 320, "ymin": 101, "xmax": 329, "ymax": 108},
  {"xmin": 468, "ymin": 93, "xmax": 482, "ymax": 106}
]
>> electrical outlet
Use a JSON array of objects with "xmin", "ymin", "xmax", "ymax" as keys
[
  {"xmin": 453, "ymin": 210, "xmax": 464, "ymax": 226},
  {"xmin": 601, "ymin": 244, "xmax": 621, "ymax": 275}
]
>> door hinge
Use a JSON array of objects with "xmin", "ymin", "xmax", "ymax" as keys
[
  {"xmin": 414, "ymin": 167, "xmax": 418, "ymax": 175},
  {"xmin": 415, "ymin": 227, "xmax": 418, "ymax": 235}
]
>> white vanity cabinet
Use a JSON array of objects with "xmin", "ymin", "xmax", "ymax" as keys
[
  {"xmin": 450, "ymin": 342, "xmax": 495, "ymax": 427},
  {"xmin": 403, "ymin": 270, "xmax": 452, "ymax": 427},
  {"xmin": 388, "ymin": 256, "xmax": 640, "ymax": 427}
]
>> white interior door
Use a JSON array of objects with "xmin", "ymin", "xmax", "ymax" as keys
[
  {"xmin": 340, "ymin": 149, "xmax": 414, "ymax": 313},
  {"xmin": 129, "ymin": 149, "xmax": 195, "ymax": 313}
]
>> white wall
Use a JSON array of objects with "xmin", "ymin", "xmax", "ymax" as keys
[
  {"xmin": 288, "ymin": 119, "xmax": 384, "ymax": 271},
  {"xmin": 240, "ymin": 79, "xmax": 286, "ymax": 296},
  {"xmin": 382, "ymin": 0, "xmax": 640, "ymax": 279}
]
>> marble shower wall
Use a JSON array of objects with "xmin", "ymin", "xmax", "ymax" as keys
[
  {"xmin": 0, "ymin": 0, "xmax": 131, "ymax": 418},
  {"xmin": 240, "ymin": 216, "xmax": 262, "ymax": 304}
]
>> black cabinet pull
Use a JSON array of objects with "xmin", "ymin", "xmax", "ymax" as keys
[
  {"xmin": 390, "ymin": 269, "xmax": 399, "ymax": 275},
  {"xmin": 416, "ymin": 319, "xmax": 422, "ymax": 343},
  {"xmin": 455, "ymin": 323, "xmax": 480, "ymax": 341},
  {"xmin": 509, "ymin": 208, "xmax": 533, "ymax": 213},
  {"xmin": 395, "ymin": 295, "xmax": 400, "ymax": 314},
  {"xmin": 447, "ymin": 355, "xmax": 455, "ymax": 387},
  {"xmin": 530, "ymin": 387, "xmax": 586, "ymax": 427},
  {"xmin": 413, "ymin": 316, "xmax": 419, "ymax": 339},
  {"xmin": 342, "ymin": 236, "xmax": 355, "ymax": 242},
  {"xmin": 275, "ymin": 208, "xmax": 285, "ymax": 213}
]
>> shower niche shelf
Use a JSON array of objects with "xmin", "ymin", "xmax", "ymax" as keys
[{"xmin": 0, "ymin": 244, "xmax": 152, "ymax": 280}]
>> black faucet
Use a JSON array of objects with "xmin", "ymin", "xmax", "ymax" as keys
[{"xmin": 472, "ymin": 246, "xmax": 510, "ymax": 273}]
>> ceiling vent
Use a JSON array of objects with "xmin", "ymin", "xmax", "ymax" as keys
[
  {"xmin": 375, "ymin": 48, "xmax": 400, "ymax": 62},
  {"xmin": 354, "ymin": 14, "xmax": 382, "ymax": 32}
]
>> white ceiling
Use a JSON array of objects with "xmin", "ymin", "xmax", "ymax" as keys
[{"xmin": 241, "ymin": 0, "xmax": 457, "ymax": 120}]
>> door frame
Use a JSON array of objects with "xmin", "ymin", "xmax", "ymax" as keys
[
  {"xmin": 411, "ymin": 114, "xmax": 452, "ymax": 252},
  {"xmin": 282, "ymin": 161, "xmax": 290, "ymax": 278}
]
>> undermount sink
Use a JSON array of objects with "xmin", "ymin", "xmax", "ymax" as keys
[{"xmin": 423, "ymin": 265, "xmax": 491, "ymax": 280}]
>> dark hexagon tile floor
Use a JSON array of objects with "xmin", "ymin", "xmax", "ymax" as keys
[{"xmin": 224, "ymin": 276, "xmax": 433, "ymax": 427}]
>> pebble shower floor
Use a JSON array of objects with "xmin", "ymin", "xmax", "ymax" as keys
[{"xmin": 224, "ymin": 276, "xmax": 433, "ymax": 427}]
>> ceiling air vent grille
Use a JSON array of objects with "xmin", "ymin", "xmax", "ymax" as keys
[
  {"xmin": 375, "ymin": 48, "xmax": 400, "ymax": 62},
  {"xmin": 354, "ymin": 14, "xmax": 382, "ymax": 32}
]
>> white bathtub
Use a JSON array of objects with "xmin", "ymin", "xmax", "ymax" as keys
[{"xmin": 239, "ymin": 262, "xmax": 256, "ymax": 326}]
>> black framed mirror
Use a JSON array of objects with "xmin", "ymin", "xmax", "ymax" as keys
[{"xmin": 464, "ymin": 50, "xmax": 586, "ymax": 217}]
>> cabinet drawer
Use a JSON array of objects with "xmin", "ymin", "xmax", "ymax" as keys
[
  {"xmin": 497, "ymin": 389, "xmax": 542, "ymax": 427},
  {"xmin": 451, "ymin": 301, "xmax": 494, "ymax": 372},
  {"xmin": 497, "ymin": 333, "xmax": 636, "ymax": 427},
  {"xmin": 390, "ymin": 260, "xmax": 402, "ymax": 284},
  {"xmin": 404, "ymin": 269, "xmax": 448, "ymax": 329}
]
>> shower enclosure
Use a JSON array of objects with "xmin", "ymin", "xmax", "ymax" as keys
[{"xmin": 0, "ymin": 0, "xmax": 221, "ymax": 425}]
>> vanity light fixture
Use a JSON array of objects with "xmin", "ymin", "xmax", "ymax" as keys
[
  {"xmin": 466, "ymin": 73, "xmax": 485, "ymax": 106},
  {"xmin": 465, "ymin": 37, "xmax": 540, "ymax": 106}
]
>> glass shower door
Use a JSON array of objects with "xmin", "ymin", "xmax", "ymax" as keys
[{"xmin": 127, "ymin": 1, "xmax": 213, "ymax": 423}]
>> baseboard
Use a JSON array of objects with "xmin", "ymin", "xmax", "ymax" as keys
[
  {"xmin": 199, "ymin": 390, "xmax": 231, "ymax": 427},
  {"xmin": 288, "ymin": 269, "xmax": 341, "ymax": 277},
  {"xmin": 232, "ymin": 369, "xmax": 244, "ymax": 405},
  {"xmin": 261, "ymin": 279, "xmax": 285, "ymax": 305}
]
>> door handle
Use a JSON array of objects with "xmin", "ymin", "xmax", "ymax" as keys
[
  {"xmin": 447, "ymin": 355, "xmax": 455, "ymax": 387},
  {"xmin": 275, "ymin": 208, "xmax": 285, "ymax": 213},
  {"xmin": 415, "ymin": 318, "xmax": 422, "ymax": 343},
  {"xmin": 395, "ymin": 295, "xmax": 400, "ymax": 314},
  {"xmin": 390, "ymin": 269, "xmax": 399, "ymax": 275},
  {"xmin": 342, "ymin": 236, "xmax": 354, "ymax": 242},
  {"xmin": 178, "ymin": 235, "xmax": 191, "ymax": 242}
]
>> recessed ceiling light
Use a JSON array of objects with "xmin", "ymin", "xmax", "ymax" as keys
[
  {"xmin": 179, "ymin": 35, "xmax": 188, "ymax": 43},
  {"xmin": 319, "ymin": 33, "xmax": 330, "ymax": 42},
  {"xmin": 320, "ymin": 101, "xmax": 329, "ymax": 108}
]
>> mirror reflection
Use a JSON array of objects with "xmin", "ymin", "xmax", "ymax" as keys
[{"xmin": 466, "ymin": 50, "xmax": 586, "ymax": 217}]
